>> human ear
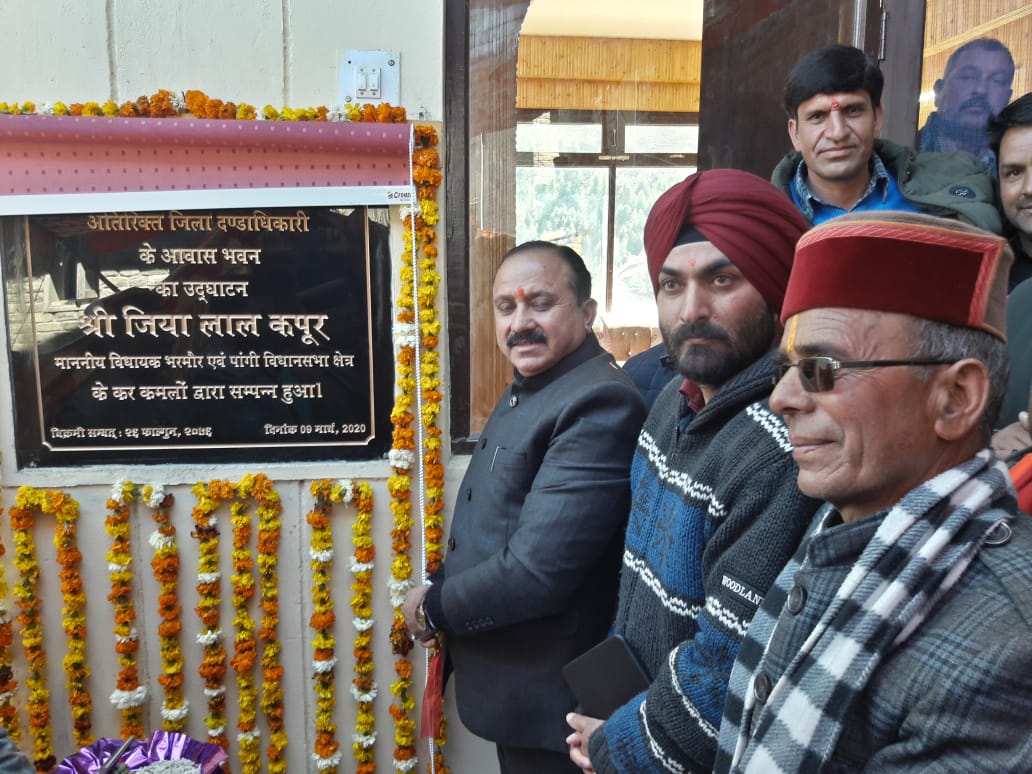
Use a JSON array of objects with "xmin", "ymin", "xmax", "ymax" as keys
[
  {"xmin": 788, "ymin": 119, "xmax": 801, "ymax": 152},
  {"xmin": 582, "ymin": 298, "xmax": 598, "ymax": 329},
  {"xmin": 932, "ymin": 359, "xmax": 990, "ymax": 441}
]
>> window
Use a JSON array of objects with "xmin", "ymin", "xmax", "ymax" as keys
[
  {"xmin": 446, "ymin": 0, "xmax": 701, "ymax": 444},
  {"xmin": 515, "ymin": 110, "xmax": 696, "ymax": 327}
]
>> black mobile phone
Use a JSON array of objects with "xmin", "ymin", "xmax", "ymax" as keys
[{"xmin": 562, "ymin": 634, "xmax": 651, "ymax": 718}]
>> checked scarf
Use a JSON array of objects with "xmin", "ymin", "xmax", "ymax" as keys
[{"xmin": 728, "ymin": 449, "xmax": 1015, "ymax": 772}]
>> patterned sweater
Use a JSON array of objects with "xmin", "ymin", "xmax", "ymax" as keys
[{"xmin": 588, "ymin": 353, "xmax": 820, "ymax": 773}]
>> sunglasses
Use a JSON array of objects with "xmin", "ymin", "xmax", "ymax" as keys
[{"xmin": 775, "ymin": 356, "xmax": 956, "ymax": 392}]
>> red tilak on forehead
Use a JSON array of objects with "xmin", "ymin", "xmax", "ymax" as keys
[
  {"xmin": 830, "ymin": 98, "xmax": 841, "ymax": 111},
  {"xmin": 516, "ymin": 287, "xmax": 525, "ymax": 300}
]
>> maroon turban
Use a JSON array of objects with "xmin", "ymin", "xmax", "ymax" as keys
[
  {"xmin": 784, "ymin": 212, "xmax": 1012, "ymax": 341},
  {"xmin": 643, "ymin": 169, "xmax": 810, "ymax": 310}
]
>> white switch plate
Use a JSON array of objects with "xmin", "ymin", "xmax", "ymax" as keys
[{"xmin": 339, "ymin": 50, "xmax": 400, "ymax": 105}]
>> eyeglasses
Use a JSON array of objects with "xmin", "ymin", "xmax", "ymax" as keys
[{"xmin": 775, "ymin": 356, "xmax": 956, "ymax": 393}]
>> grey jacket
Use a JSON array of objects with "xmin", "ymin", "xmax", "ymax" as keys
[
  {"xmin": 423, "ymin": 334, "xmax": 647, "ymax": 751},
  {"xmin": 771, "ymin": 138, "xmax": 1002, "ymax": 233}
]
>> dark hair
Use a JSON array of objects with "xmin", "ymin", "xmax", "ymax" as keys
[
  {"xmin": 909, "ymin": 318, "xmax": 1009, "ymax": 444},
  {"xmin": 783, "ymin": 45, "xmax": 884, "ymax": 118},
  {"xmin": 988, "ymin": 92, "xmax": 1032, "ymax": 159},
  {"xmin": 944, "ymin": 38, "xmax": 1014, "ymax": 81},
  {"xmin": 500, "ymin": 240, "xmax": 592, "ymax": 305}
]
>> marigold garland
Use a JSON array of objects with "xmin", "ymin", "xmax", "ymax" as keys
[
  {"xmin": 306, "ymin": 479, "xmax": 377, "ymax": 773},
  {"xmin": 387, "ymin": 122, "xmax": 447, "ymax": 773},
  {"xmin": 0, "ymin": 518, "xmax": 18, "ymax": 746},
  {"xmin": 411, "ymin": 127, "xmax": 449, "ymax": 774},
  {"xmin": 8, "ymin": 503, "xmax": 50, "ymax": 772},
  {"xmin": 145, "ymin": 484, "xmax": 188, "ymax": 732},
  {"xmin": 190, "ymin": 475, "xmax": 286, "ymax": 771},
  {"xmin": 191, "ymin": 479, "xmax": 235, "ymax": 752},
  {"xmin": 307, "ymin": 480, "xmax": 344, "ymax": 773},
  {"xmin": 0, "ymin": 89, "xmax": 407, "ymax": 124},
  {"xmin": 228, "ymin": 491, "xmax": 261, "ymax": 773},
  {"xmin": 346, "ymin": 481, "xmax": 378, "ymax": 774},
  {"xmin": 10, "ymin": 486, "xmax": 92, "ymax": 772},
  {"xmin": 105, "ymin": 480, "xmax": 147, "ymax": 740},
  {"xmin": 238, "ymin": 473, "xmax": 287, "ymax": 774},
  {"xmin": 388, "ymin": 285, "xmax": 418, "ymax": 774}
]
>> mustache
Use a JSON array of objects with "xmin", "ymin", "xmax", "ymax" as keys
[
  {"xmin": 506, "ymin": 329, "xmax": 547, "ymax": 348},
  {"xmin": 959, "ymin": 94, "xmax": 992, "ymax": 113},
  {"xmin": 669, "ymin": 321, "xmax": 730, "ymax": 346}
]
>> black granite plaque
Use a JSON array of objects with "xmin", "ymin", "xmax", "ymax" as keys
[{"xmin": 1, "ymin": 206, "xmax": 394, "ymax": 467}]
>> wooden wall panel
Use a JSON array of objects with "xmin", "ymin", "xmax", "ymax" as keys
[
  {"xmin": 517, "ymin": 78, "xmax": 700, "ymax": 112},
  {"xmin": 516, "ymin": 36, "xmax": 701, "ymax": 112}
]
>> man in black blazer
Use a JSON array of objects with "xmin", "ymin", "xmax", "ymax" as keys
[{"xmin": 403, "ymin": 240, "xmax": 647, "ymax": 773}]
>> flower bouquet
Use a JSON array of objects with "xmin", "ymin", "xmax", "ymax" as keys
[{"xmin": 56, "ymin": 731, "xmax": 227, "ymax": 773}]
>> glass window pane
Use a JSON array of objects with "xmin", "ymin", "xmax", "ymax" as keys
[
  {"xmin": 625, "ymin": 124, "xmax": 699, "ymax": 154},
  {"xmin": 516, "ymin": 122, "xmax": 603, "ymax": 153},
  {"xmin": 609, "ymin": 166, "xmax": 695, "ymax": 327},
  {"xmin": 917, "ymin": 5, "xmax": 1031, "ymax": 169},
  {"xmin": 515, "ymin": 166, "xmax": 609, "ymax": 292}
]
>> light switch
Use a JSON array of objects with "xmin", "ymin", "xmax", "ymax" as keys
[
  {"xmin": 340, "ymin": 50, "xmax": 400, "ymax": 105},
  {"xmin": 357, "ymin": 66, "xmax": 381, "ymax": 100}
]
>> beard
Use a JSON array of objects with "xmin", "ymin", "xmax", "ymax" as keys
[{"xmin": 662, "ymin": 305, "xmax": 778, "ymax": 387}]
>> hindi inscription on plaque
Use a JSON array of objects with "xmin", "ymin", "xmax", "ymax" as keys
[{"xmin": 1, "ymin": 205, "xmax": 394, "ymax": 467}]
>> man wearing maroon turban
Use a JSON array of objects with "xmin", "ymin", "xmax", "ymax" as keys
[{"xmin": 567, "ymin": 169, "xmax": 821, "ymax": 773}]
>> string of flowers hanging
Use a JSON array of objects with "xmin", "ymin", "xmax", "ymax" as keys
[
  {"xmin": 228, "ymin": 489, "xmax": 261, "ymax": 773},
  {"xmin": 145, "ymin": 484, "xmax": 189, "ymax": 732},
  {"xmin": 408, "ymin": 125, "xmax": 449, "ymax": 774},
  {"xmin": 9, "ymin": 487, "xmax": 92, "ymax": 772},
  {"xmin": 307, "ymin": 480, "xmax": 344, "ymax": 773},
  {"xmin": 191, "ymin": 479, "xmax": 235, "ymax": 752},
  {"xmin": 0, "ymin": 518, "xmax": 19, "ymax": 746},
  {"xmin": 306, "ymin": 479, "xmax": 377, "ymax": 773},
  {"xmin": 106, "ymin": 480, "xmax": 147, "ymax": 740},
  {"xmin": 384, "ymin": 122, "xmax": 446, "ymax": 773},
  {"xmin": 345, "ymin": 481, "xmax": 378, "ymax": 774},
  {"xmin": 241, "ymin": 473, "xmax": 287, "ymax": 773},
  {"xmin": 190, "ymin": 475, "xmax": 286, "ymax": 771}
]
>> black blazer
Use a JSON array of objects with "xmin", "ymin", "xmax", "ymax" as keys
[{"xmin": 424, "ymin": 335, "xmax": 647, "ymax": 751}]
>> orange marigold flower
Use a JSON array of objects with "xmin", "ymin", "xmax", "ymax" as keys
[{"xmin": 309, "ymin": 611, "xmax": 336, "ymax": 630}]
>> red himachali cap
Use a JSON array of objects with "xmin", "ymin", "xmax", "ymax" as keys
[{"xmin": 782, "ymin": 211, "xmax": 1012, "ymax": 341}]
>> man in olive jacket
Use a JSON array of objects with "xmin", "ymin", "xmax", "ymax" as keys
[
  {"xmin": 403, "ymin": 241, "xmax": 647, "ymax": 774},
  {"xmin": 771, "ymin": 44, "xmax": 1001, "ymax": 233}
]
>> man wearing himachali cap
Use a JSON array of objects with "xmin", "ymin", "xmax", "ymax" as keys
[
  {"xmin": 715, "ymin": 212, "xmax": 1032, "ymax": 772},
  {"xmin": 566, "ymin": 169, "xmax": 821, "ymax": 773}
]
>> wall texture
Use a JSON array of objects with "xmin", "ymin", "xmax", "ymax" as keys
[{"xmin": 0, "ymin": 0, "xmax": 444, "ymax": 119}]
